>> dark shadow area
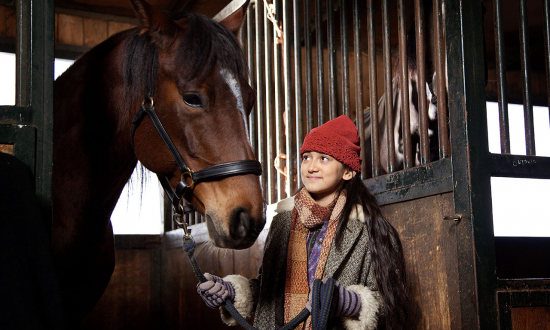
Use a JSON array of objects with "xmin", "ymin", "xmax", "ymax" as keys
[{"xmin": 495, "ymin": 237, "xmax": 550, "ymax": 279}]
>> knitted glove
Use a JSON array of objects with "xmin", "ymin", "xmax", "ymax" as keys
[
  {"xmin": 197, "ymin": 273, "xmax": 235, "ymax": 309},
  {"xmin": 330, "ymin": 279, "xmax": 362, "ymax": 318},
  {"xmin": 306, "ymin": 279, "xmax": 362, "ymax": 318}
]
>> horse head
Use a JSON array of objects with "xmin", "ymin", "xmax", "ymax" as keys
[{"xmin": 128, "ymin": 0, "xmax": 264, "ymax": 249}]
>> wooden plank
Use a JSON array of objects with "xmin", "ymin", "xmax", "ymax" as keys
[
  {"xmin": 382, "ymin": 193, "xmax": 457, "ymax": 329},
  {"xmin": 0, "ymin": 5, "xmax": 8, "ymax": 37},
  {"xmin": 57, "ymin": 13, "xmax": 84, "ymax": 46},
  {"xmin": 107, "ymin": 21, "xmax": 135, "ymax": 38},
  {"xmin": 82, "ymin": 250, "xmax": 153, "ymax": 330},
  {"xmin": 5, "ymin": 5, "xmax": 15, "ymax": 38},
  {"xmin": 511, "ymin": 307, "xmax": 550, "ymax": 330},
  {"xmin": 0, "ymin": 144, "xmax": 14, "ymax": 154},
  {"xmin": 83, "ymin": 17, "xmax": 108, "ymax": 47}
]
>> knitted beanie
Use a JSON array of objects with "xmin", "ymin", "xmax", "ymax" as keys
[{"xmin": 299, "ymin": 115, "xmax": 362, "ymax": 173}]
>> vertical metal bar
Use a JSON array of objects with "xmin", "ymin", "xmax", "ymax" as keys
[
  {"xmin": 246, "ymin": 12, "xmax": 258, "ymax": 158},
  {"xmin": 493, "ymin": 0, "xmax": 510, "ymax": 154},
  {"xmin": 367, "ymin": 0, "xmax": 380, "ymax": 177},
  {"xmin": 382, "ymin": 0, "xmax": 395, "ymax": 173},
  {"xmin": 283, "ymin": 0, "xmax": 294, "ymax": 197},
  {"xmin": 327, "ymin": 0, "xmax": 337, "ymax": 119},
  {"xmin": 433, "ymin": 0, "xmax": 450, "ymax": 158},
  {"xmin": 353, "ymin": 0, "xmax": 366, "ymax": 176},
  {"xmin": 415, "ymin": 0, "xmax": 429, "ymax": 164},
  {"xmin": 32, "ymin": 0, "xmax": 55, "ymax": 208},
  {"xmin": 397, "ymin": 0, "xmax": 412, "ymax": 169},
  {"xmin": 305, "ymin": 0, "xmax": 314, "ymax": 133},
  {"xmin": 293, "ymin": 0, "xmax": 303, "ymax": 189},
  {"xmin": 315, "ymin": 0, "xmax": 325, "ymax": 124},
  {"xmin": 341, "ymin": 0, "xmax": 350, "ymax": 117},
  {"xmin": 544, "ymin": 0, "xmax": 550, "ymax": 131},
  {"xmin": 255, "ymin": 1, "xmax": 268, "ymax": 199},
  {"xmin": 16, "ymin": 0, "xmax": 31, "ymax": 107},
  {"xmin": 518, "ymin": 0, "xmax": 536, "ymax": 155},
  {"xmin": 275, "ymin": 0, "xmax": 285, "ymax": 200},
  {"xmin": 264, "ymin": 1, "xmax": 275, "ymax": 204}
]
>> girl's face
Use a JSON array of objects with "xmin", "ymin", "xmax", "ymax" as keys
[{"xmin": 301, "ymin": 151, "xmax": 354, "ymax": 207}]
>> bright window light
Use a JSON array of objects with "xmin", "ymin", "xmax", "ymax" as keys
[
  {"xmin": 111, "ymin": 164, "xmax": 164, "ymax": 235},
  {"xmin": 0, "ymin": 52, "xmax": 15, "ymax": 106},
  {"xmin": 487, "ymin": 101, "xmax": 550, "ymax": 237},
  {"xmin": 0, "ymin": 51, "xmax": 164, "ymax": 234},
  {"xmin": 486, "ymin": 101, "xmax": 550, "ymax": 156},
  {"xmin": 491, "ymin": 177, "xmax": 550, "ymax": 237}
]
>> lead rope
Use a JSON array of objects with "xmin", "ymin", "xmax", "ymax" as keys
[{"xmin": 176, "ymin": 217, "xmax": 335, "ymax": 330}]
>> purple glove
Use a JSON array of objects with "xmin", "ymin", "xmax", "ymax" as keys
[
  {"xmin": 330, "ymin": 280, "xmax": 362, "ymax": 317},
  {"xmin": 306, "ymin": 279, "xmax": 362, "ymax": 318},
  {"xmin": 197, "ymin": 273, "xmax": 235, "ymax": 309}
]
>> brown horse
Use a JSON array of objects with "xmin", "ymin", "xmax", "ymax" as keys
[{"xmin": 53, "ymin": 0, "xmax": 263, "ymax": 325}]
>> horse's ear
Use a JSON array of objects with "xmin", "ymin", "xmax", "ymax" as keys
[
  {"xmin": 215, "ymin": 0, "xmax": 250, "ymax": 36},
  {"xmin": 130, "ymin": 0, "xmax": 178, "ymax": 47}
]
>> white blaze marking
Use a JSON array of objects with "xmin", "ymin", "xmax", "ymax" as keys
[{"xmin": 221, "ymin": 68, "xmax": 250, "ymax": 144}]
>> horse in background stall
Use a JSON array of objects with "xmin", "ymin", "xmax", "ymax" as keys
[
  {"xmin": 52, "ymin": 0, "xmax": 263, "ymax": 326},
  {"xmin": 363, "ymin": 0, "xmax": 443, "ymax": 177}
]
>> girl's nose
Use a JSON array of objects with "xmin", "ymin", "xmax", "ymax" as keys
[{"xmin": 308, "ymin": 162, "xmax": 318, "ymax": 172}]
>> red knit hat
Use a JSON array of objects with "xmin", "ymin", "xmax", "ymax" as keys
[{"xmin": 299, "ymin": 115, "xmax": 362, "ymax": 173}]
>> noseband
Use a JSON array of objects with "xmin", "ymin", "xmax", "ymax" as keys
[{"xmin": 130, "ymin": 98, "xmax": 262, "ymax": 228}]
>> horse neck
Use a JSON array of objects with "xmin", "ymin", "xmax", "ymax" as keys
[{"xmin": 53, "ymin": 34, "xmax": 138, "ymax": 229}]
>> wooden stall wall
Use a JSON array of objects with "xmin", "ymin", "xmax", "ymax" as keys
[
  {"xmin": 381, "ymin": 193, "xmax": 460, "ymax": 329},
  {"xmin": 0, "ymin": 4, "xmax": 136, "ymax": 57},
  {"xmin": 81, "ymin": 227, "xmax": 265, "ymax": 330}
]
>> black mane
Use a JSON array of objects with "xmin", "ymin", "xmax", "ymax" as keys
[{"xmin": 123, "ymin": 13, "xmax": 249, "ymax": 106}]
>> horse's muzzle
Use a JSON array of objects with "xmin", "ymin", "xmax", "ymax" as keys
[{"xmin": 206, "ymin": 207, "xmax": 265, "ymax": 249}]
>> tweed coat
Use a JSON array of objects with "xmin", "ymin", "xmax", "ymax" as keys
[{"xmin": 221, "ymin": 197, "xmax": 383, "ymax": 330}]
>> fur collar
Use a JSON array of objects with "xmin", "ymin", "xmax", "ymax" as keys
[{"xmin": 275, "ymin": 196, "xmax": 366, "ymax": 223}]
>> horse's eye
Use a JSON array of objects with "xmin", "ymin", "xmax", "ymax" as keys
[{"xmin": 183, "ymin": 93, "xmax": 203, "ymax": 108}]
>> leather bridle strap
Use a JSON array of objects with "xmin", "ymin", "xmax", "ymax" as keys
[{"xmin": 130, "ymin": 98, "xmax": 262, "ymax": 215}]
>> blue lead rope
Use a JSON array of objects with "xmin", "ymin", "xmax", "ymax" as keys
[{"xmin": 181, "ymin": 235, "xmax": 335, "ymax": 330}]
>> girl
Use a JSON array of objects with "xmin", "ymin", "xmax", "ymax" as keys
[{"xmin": 198, "ymin": 115, "xmax": 408, "ymax": 330}]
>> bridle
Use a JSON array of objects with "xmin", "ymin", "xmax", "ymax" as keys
[{"xmin": 130, "ymin": 97, "xmax": 262, "ymax": 231}]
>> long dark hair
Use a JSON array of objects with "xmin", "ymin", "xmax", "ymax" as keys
[{"xmin": 335, "ymin": 173, "xmax": 408, "ymax": 329}]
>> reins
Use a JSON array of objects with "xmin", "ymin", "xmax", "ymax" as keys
[{"xmin": 131, "ymin": 97, "xmax": 335, "ymax": 330}]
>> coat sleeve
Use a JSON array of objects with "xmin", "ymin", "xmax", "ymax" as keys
[
  {"xmin": 341, "ymin": 284, "xmax": 380, "ymax": 330},
  {"xmin": 219, "ymin": 274, "xmax": 255, "ymax": 326},
  {"xmin": 340, "ymin": 219, "xmax": 384, "ymax": 330}
]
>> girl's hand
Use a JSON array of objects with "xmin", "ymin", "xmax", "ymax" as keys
[
  {"xmin": 197, "ymin": 273, "xmax": 235, "ymax": 308},
  {"xmin": 307, "ymin": 278, "xmax": 362, "ymax": 317}
]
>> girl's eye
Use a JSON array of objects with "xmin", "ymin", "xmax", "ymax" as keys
[
  {"xmin": 183, "ymin": 93, "xmax": 203, "ymax": 108},
  {"xmin": 321, "ymin": 156, "xmax": 329, "ymax": 161},
  {"xmin": 302, "ymin": 155, "xmax": 310, "ymax": 161}
]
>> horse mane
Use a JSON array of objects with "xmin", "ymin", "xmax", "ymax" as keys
[{"xmin": 123, "ymin": 12, "xmax": 249, "ymax": 109}]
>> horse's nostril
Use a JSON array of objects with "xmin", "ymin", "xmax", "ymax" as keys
[{"xmin": 230, "ymin": 207, "xmax": 252, "ymax": 240}]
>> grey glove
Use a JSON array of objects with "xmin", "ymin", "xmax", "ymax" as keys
[
  {"xmin": 197, "ymin": 273, "xmax": 235, "ymax": 309},
  {"xmin": 306, "ymin": 278, "xmax": 362, "ymax": 318}
]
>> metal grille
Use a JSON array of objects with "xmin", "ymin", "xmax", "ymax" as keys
[{"xmin": 242, "ymin": 0, "xmax": 449, "ymax": 204}]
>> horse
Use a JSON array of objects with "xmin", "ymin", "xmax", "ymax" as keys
[
  {"xmin": 52, "ymin": 0, "xmax": 264, "ymax": 325},
  {"xmin": 363, "ymin": 0, "xmax": 442, "ymax": 177}
]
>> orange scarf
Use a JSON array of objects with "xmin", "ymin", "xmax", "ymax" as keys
[{"xmin": 283, "ymin": 188, "xmax": 346, "ymax": 329}]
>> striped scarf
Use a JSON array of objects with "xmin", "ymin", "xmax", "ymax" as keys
[{"xmin": 283, "ymin": 188, "xmax": 347, "ymax": 329}]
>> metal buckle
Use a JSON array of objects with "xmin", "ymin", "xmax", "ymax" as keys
[
  {"xmin": 181, "ymin": 168, "xmax": 195, "ymax": 190},
  {"xmin": 173, "ymin": 204, "xmax": 192, "ymax": 237},
  {"xmin": 143, "ymin": 97, "xmax": 154, "ymax": 108}
]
